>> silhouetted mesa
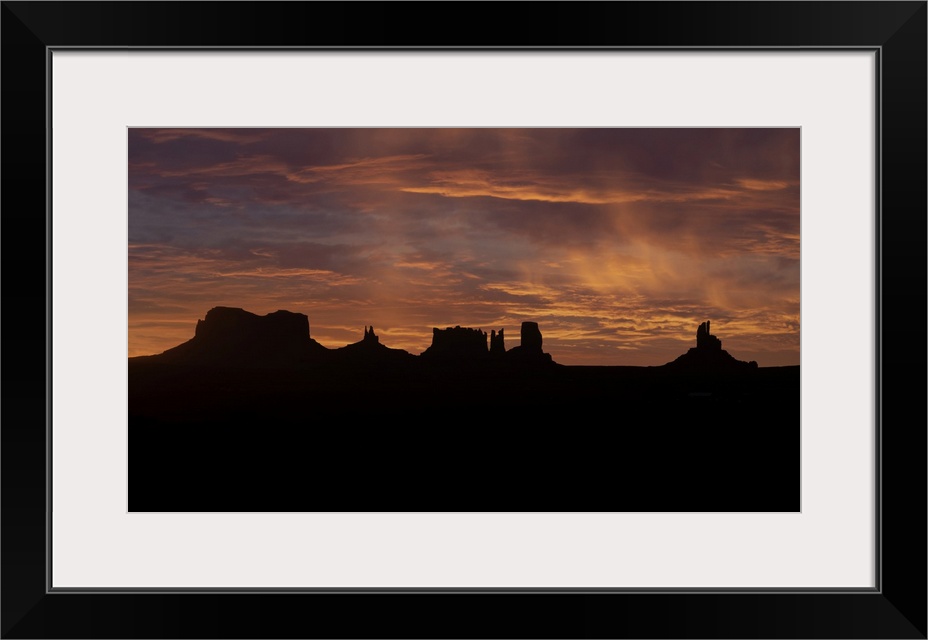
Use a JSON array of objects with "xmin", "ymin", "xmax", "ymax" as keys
[
  {"xmin": 420, "ymin": 325, "xmax": 489, "ymax": 360},
  {"xmin": 663, "ymin": 320, "xmax": 758, "ymax": 371},
  {"xmin": 505, "ymin": 321, "xmax": 553, "ymax": 364},
  {"xmin": 419, "ymin": 321, "xmax": 555, "ymax": 365},
  {"xmin": 131, "ymin": 306, "xmax": 561, "ymax": 369},
  {"xmin": 152, "ymin": 306, "xmax": 327, "ymax": 366}
]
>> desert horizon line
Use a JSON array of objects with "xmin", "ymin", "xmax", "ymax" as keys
[{"xmin": 130, "ymin": 305, "xmax": 794, "ymax": 369}]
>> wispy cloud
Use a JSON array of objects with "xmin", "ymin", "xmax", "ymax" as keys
[{"xmin": 138, "ymin": 128, "xmax": 272, "ymax": 144}]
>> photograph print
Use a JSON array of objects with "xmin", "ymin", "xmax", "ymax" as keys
[{"xmin": 128, "ymin": 128, "xmax": 800, "ymax": 513}]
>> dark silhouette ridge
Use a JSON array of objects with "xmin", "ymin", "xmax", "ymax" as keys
[
  {"xmin": 153, "ymin": 307, "xmax": 327, "ymax": 366},
  {"xmin": 130, "ymin": 308, "xmax": 797, "ymax": 512},
  {"xmin": 130, "ymin": 306, "xmax": 562, "ymax": 370},
  {"xmin": 131, "ymin": 309, "xmax": 770, "ymax": 373},
  {"xmin": 662, "ymin": 320, "xmax": 758, "ymax": 372}
]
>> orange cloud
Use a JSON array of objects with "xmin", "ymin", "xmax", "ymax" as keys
[
  {"xmin": 139, "ymin": 128, "xmax": 272, "ymax": 144},
  {"xmin": 736, "ymin": 178, "xmax": 793, "ymax": 191},
  {"xmin": 285, "ymin": 154, "xmax": 431, "ymax": 184},
  {"xmin": 214, "ymin": 268, "xmax": 360, "ymax": 284},
  {"xmin": 400, "ymin": 169, "xmax": 646, "ymax": 205}
]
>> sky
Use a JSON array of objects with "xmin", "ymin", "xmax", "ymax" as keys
[{"xmin": 128, "ymin": 128, "xmax": 800, "ymax": 366}]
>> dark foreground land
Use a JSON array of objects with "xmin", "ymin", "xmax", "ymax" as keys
[{"xmin": 130, "ymin": 359, "xmax": 799, "ymax": 512}]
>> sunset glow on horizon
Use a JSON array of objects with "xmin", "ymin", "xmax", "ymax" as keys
[{"xmin": 128, "ymin": 128, "xmax": 800, "ymax": 366}]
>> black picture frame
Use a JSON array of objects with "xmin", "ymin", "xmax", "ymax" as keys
[{"xmin": 2, "ymin": 2, "xmax": 925, "ymax": 637}]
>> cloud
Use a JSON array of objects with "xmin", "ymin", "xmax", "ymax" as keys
[
  {"xmin": 736, "ymin": 178, "xmax": 793, "ymax": 191},
  {"xmin": 214, "ymin": 268, "xmax": 361, "ymax": 284},
  {"xmin": 285, "ymin": 154, "xmax": 431, "ymax": 184},
  {"xmin": 400, "ymin": 169, "xmax": 647, "ymax": 205},
  {"xmin": 137, "ymin": 128, "xmax": 272, "ymax": 144}
]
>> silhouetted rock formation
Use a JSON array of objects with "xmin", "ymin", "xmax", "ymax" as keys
[
  {"xmin": 131, "ymin": 308, "xmax": 798, "ymax": 513},
  {"xmin": 131, "ymin": 307, "xmax": 566, "ymax": 369},
  {"xmin": 420, "ymin": 325, "xmax": 489, "ymax": 360},
  {"xmin": 489, "ymin": 328, "xmax": 506, "ymax": 356},
  {"xmin": 663, "ymin": 320, "xmax": 758, "ymax": 372},
  {"xmin": 696, "ymin": 321, "xmax": 722, "ymax": 350},
  {"xmin": 334, "ymin": 325, "xmax": 416, "ymax": 365},
  {"xmin": 146, "ymin": 307, "xmax": 328, "ymax": 366},
  {"xmin": 505, "ymin": 321, "xmax": 553, "ymax": 364},
  {"xmin": 522, "ymin": 321, "xmax": 543, "ymax": 350}
]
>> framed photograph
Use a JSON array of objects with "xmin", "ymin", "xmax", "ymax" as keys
[
  {"xmin": 4, "ymin": 1, "xmax": 925, "ymax": 637},
  {"xmin": 125, "ymin": 125, "xmax": 801, "ymax": 515}
]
